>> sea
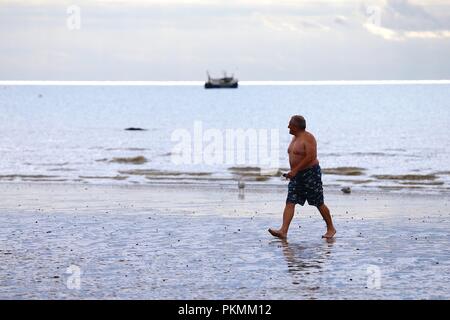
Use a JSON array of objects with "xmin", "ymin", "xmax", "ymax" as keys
[{"xmin": 1, "ymin": 84, "xmax": 449, "ymax": 194}]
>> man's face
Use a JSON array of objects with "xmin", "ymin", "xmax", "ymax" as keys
[{"xmin": 288, "ymin": 119, "xmax": 298, "ymax": 135}]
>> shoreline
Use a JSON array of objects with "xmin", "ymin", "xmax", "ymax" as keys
[
  {"xmin": 0, "ymin": 178, "xmax": 449, "ymax": 199},
  {"xmin": 1, "ymin": 180, "xmax": 449, "ymax": 214}
]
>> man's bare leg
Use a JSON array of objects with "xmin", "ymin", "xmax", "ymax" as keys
[
  {"xmin": 318, "ymin": 203, "xmax": 336, "ymax": 238},
  {"xmin": 268, "ymin": 202, "xmax": 295, "ymax": 239}
]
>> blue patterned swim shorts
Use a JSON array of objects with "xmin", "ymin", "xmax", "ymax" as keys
[{"xmin": 286, "ymin": 164, "xmax": 324, "ymax": 207}]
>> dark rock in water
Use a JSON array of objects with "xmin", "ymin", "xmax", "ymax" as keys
[
  {"xmin": 125, "ymin": 127, "xmax": 146, "ymax": 131},
  {"xmin": 341, "ymin": 187, "xmax": 351, "ymax": 194}
]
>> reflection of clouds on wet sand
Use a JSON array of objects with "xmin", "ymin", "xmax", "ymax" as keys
[
  {"xmin": 0, "ymin": 183, "xmax": 449, "ymax": 299},
  {"xmin": 1, "ymin": 210, "xmax": 449, "ymax": 299}
]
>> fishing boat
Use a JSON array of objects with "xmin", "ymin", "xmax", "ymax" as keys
[{"xmin": 204, "ymin": 71, "xmax": 238, "ymax": 89}]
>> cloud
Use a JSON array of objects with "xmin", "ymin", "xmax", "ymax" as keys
[
  {"xmin": 334, "ymin": 15, "xmax": 348, "ymax": 26},
  {"xmin": 384, "ymin": 0, "xmax": 442, "ymax": 30},
  {"xmin": 405, "ymin": 30, "xmax": 450, "ymax": 39},
  {"xmin": 1, "ymin": 0, "xmax": 450, "ymax": 80},
  {"xmin": 363, "ymin": 23, "xmax": 404, "ymax": 41},
  {"xmin": 387, "ymin": 0, "xmax": 437, "ymax": 20},
  {"xmin": 364, "ymin": 23, "xmax": 450, "ymax": 41},
  {"xmin": 361, "ymin": 0, "xmax": 450, "ymax": 40},
  {"xmin": 253, "ymin": 12, "xmax": 331, "ymax": 33}
]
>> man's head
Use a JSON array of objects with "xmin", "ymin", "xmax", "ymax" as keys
[{"xmin": 288, "ymin": 115, "xmax": 306, "ymax": 135}]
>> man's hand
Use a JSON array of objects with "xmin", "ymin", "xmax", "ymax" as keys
[{"xmin": 286, "ymin": 170, "xmax": 297, "ymax": 180}]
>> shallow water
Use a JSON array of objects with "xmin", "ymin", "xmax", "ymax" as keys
[{"xmin": 1, "ymin": 85, "xmax": 450, "ymax": 193}]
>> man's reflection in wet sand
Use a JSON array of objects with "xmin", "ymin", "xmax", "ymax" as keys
[{"xmin": 272, "ymin": 238, "xmax": 335, "ymax": 288}]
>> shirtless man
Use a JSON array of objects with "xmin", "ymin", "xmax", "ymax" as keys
[{"xmin": 269, "ymin": 115, "xmax": 336, "ymax": 239}]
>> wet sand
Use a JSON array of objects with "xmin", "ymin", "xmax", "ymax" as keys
[{"xmin": 0, "ymin": 182, "xmax": 449, "ymax": 299}]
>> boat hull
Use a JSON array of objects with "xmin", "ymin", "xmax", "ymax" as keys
[{"xmin": 204, "ymin": 82, "xmax": 238, "ymax": 89}]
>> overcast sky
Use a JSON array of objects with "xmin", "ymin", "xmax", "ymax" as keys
[{"xmin": 1, "ymin": 0, "xmax": 449, "ymax": 80}]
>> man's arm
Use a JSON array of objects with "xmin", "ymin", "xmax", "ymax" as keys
[{"xmin": 287, "ymin": 140, "xmax": 316, "ymax": 178}]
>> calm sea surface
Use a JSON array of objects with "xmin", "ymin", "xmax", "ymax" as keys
[{"xmin": 1, "ymin": 84, "xmax": 449, "ymax": 193}]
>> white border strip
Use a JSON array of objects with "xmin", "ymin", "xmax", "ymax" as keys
[{"xmin": 0, "ymin": 80, "xmax": 449, "ymax": 86}]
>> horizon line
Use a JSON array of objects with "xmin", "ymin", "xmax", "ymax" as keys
[{"xmin": 1, "ymin": 80, "xmax": 449, "ymax": 86}]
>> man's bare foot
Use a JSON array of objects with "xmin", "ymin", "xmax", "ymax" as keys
[
  {"xmin": 268, "ymin": 228, "xmax": 287, "ymax": 239},
  {"xmin": 322, "ymin": 228, "xmax": 336, "ymax": 239}
]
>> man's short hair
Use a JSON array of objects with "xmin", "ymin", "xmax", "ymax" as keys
[{"xmin": 291, "ymin": 115, "xmax": 306, "ymax": 130}]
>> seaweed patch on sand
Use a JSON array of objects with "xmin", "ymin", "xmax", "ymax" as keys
[
  {"xmin": 79, "ymin": 175, "xmax": 129, "ymax": 181},
  {"xmin": 145, "ymin": 176, "xmax": 233, "ymax": 182},
  {"xmin": 228, "ymin": 166, "xmax": 261, "ymax": 172},
  {"xmin": 399, "ymin": 181, "xmax": 444, "ymax": 186},
  {"xmin": 21, "ymin": 178, "xmax": 69, "ymax": 182},
  {"xmin": 435, "ymin": 171, "xmax": 450, "ymax": 176},
  {"xmin": 373, "ymin": 174, "xmax": 437, "ymax": 181},
  {"xmin": 109, "ymin": 156, "xmax": 148, "ymax": 165},
  {"xmin": 24, "ymin": 162, "xmax": 69, "ymax": 167},
  {"xmin": 228, "ymin": 166, "xmax": 282, "ymax": 176},
  {"xmin": 0, "ymin": 174, "xmax": 60, "ymax": 181},
  {"xmin": 322, "ymin": 167, "xmax": 366, "ymax": 176},
  {"xmin": 119, "ymin": 169, "xmax": 212, "ymax": 177},
  {"xmin": 378, "ymin": 185, "xmax": 424, "ymax": 190},
  {"xmin": 227, "ymin": 166, "xmax": 283, "ymax": 181}
]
